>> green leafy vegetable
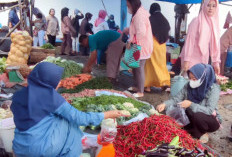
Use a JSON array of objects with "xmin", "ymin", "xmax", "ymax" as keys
[
  {"xmin": 41, "ymin": 43, "xmax": 55, "ymax": 49},
  {"xmin": 43, "ymin": 56, "xmax": 83, "ymax": 78},
  {"xmin": 220, "ymin": 80, "xmax": 232, "ymax": 91},
  {"xmin": 60, "ymin": 77, "xmax": 113, "ymax": 93},
  {"xmin": 0, "ymin": 57, "xmax": 6, "ymax": 74}
]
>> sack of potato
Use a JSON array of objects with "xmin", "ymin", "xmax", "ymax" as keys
[{"xmin": 6, "ymin": 31, "xmax": 32, "ymax": 65}]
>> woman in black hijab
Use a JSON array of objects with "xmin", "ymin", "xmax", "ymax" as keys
[{"xmin": 144, "ymin": 3, "xmax": 171, "ymax": 92}]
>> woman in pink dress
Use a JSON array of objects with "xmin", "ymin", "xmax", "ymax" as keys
[
  {"xmin": 181, "ymin": 0, "xmax": 220, "ymax": 74},
  {"xmin": 125, "ymin": 0, "xmax": 153, "ymax": 98}
]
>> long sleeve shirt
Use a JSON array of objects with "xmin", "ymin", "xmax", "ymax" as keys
[
  {"xmin": 46, "ymin": 15, "xmax": 60, "ymax": 36},
  {"xmin": 128, "ymin": 7, "xmax": 153, "ymax": 60},
  {"xmin": 13, "ymin": 102, "xmax": 104, "ymax": 157},
  {"xmin": 164, "ymin": 83, "xmax": 222, "ymax": 123},
  {"xmin": 61, "ymin": 16, "xmax": 76, "ymax": 35}
]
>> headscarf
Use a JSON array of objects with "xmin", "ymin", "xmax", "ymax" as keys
[
  {"xmin": 95, "ymin": 10, "xmax": 107, "ymax": 27},
  {"xmin": 11, "ymin": 62, "xmax": 66, "ymax": 131},
  {"xmin": 61, "ymin": 7, "xmax": 69, "ymax": 22},
  {"xmin": 149, "ymin": 3, "xmax": 170, "ymax": 44},
  {"xmin": 193, "ymin": 0, "xmax": 220, "ymax": 57},
  {"xmin": 85, "ymin": 12, "xmax": 93, "ymax": 21},
  {"xmin": 187, "ymin": 64, "xmax": 217, "ymax": 104}
]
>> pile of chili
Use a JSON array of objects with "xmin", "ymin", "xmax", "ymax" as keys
[{"xmin": 113, "ymin": 114, "xmax": 204, "ymax": 157}]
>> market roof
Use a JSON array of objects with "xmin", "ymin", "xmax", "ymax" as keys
[{"xmin": 156, "ymin": 0, "xmax": 231, "ymax": 4}]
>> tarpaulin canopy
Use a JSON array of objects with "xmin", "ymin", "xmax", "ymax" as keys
[{"xmin": 156, "ymin": 0, "xmax": 231, "ymax": 4}]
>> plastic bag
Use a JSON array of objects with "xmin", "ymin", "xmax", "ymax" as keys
[
  {"xmin": 82, "ymin": 133, "xmax": 98, "ymax": 150},
  {"xmin": 166, "ymin": 105, "xmax": 190, "ymax": 126},
  {"xmin": 99, "ymin": 119, "xmax": 117, "ymax": 144},
  {"xmin": 122, "ymin": 113, "xmax": 149, "ymax": 126}
]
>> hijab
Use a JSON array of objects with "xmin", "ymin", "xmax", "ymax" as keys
[
  {"xmin": 85, "ymin": 12, "xmax": 93, "ymax": 21},
  {"xmin": 95, "ymin": 10, "xmax": 107, "ymax": 27},
  {"xmin": 11, "ymin": 62, "xmax": 66, "ymax": 131},
  {"xmin": 187, "ymin": 64, "xmax": 217, "ymax": 104},
  {"xmin": 149, "ymin": 3, "xmax": 170, "ymax": 44},
  {"xmin": 61, "ymin": 7, "xmax": 69, "ymax": 22},
  {"xmin": 191, "ymin": 0, "xmax": 220, "ymax": 56}
]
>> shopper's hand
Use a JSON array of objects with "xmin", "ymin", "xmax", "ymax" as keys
[
  {"xmin": 183, "ymin": 61, "xmax": 190, "ymax": 72},
  {"xmin": 178, "ymin": 100, "xmax": 192, "ymax": 109},
  {"xmin": 126, "ymin": 42, "xmax": 131, "ymax": 49},
  {"xmin": 156, "ymin": 104, "xmax": 166, "ymax": 113},
  {"xmin": 104, "ymin": 110, "xmax": 127, "ymax": 119},
  {"xmin": 213, "ymin": 63, "xmax": 220, "ymax": 75},
  {"xmin": 9, "ymin": 22, "xmax": 13, "ymax": 28},
  {"xmin": 212, "ymin": 110, "xmax": 217, "ymax": 117}
]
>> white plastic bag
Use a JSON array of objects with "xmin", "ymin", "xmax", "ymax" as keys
[
  {"xmin": 122, "ymin": 113, "xmax": 149, "ymax": 126},
  {"xmin": 166, "ymin": 105, "xmax": 190, "ymax": 126},
  {"xmin": 82, "ymin": 133, "xmax": 98, "ymax": 150},
  {"xmin": 99, "ymin": 119, "xmax": 117, "ymax": 144}
]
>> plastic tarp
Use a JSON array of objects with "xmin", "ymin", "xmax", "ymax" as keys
[{"xmin": 156, "ymin": 0, "xmax": 231, "ymax": 4}]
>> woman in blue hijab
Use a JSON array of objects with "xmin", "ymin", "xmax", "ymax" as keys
[
  {"xmin": 11, "ymin": 62, "xmax": 124, "ymax": 157},
  {"xmin": 156, "ymin": 64, "xmax": 221, "ymax": 141}
]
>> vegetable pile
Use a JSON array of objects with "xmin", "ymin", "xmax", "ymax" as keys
[
  {"xmin": 7, "ymin": 31, "xmax": 32, "ymax": 65},
  {"xmin": 220, "ymin": 80, "xmax": 232, "ymax": 92},
  {"xmin": 0, "ymin": 57, "xmax": 6, "ymax": 74},
  {"xmin": 43, "ymin": 56, "xmax": 83, "ymax": 78},
  {"xmin": 114, "ymin": 114, "xmax": 203, "ymax": 157},
  {"xmin": 60, "ymin": 77, "xmax": 113, "ymax": 93},
  {"xmin": 71, "ymin": 95, "xmax": 155, "ymax": 125},
  {"xmin": 59, "ymin": 74, "xmax": 92, "ymax": 89},
  {"xmin": 61, "ymin": 89, "xmax": 134, "ymax": 102},
  {"xmin": 141, "ymin": 136, "xmax": 213, "ymax": 157},
  {"xmin": 41, "ymin": 43, "xmax": 54, "ymax": 49}
]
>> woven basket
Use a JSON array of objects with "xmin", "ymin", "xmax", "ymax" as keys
[{"xmin": 29, "ymin": 51, "xmax": 55, "ymax": 63}]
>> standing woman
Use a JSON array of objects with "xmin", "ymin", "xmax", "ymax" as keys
[
  {"xmin": 94, "ymin": 10, "xmax": 109, "ymax": 34},
  {"xmin": 71, "ymin": 9, "xmax": 84, "ymax": 54},
  {"xmin": 61, "ymin": 7, "xmax": 76, "ymax": 56},
  {"xmin": 181, "ymin": 0, "xmax": 220, "ymax": 74},
  {"xmin": 125, "ymin": 0, "xmax": 153, "ymax": 98},
  {"xmin": 144, "ymin": 3, "xmax": 171, "ymax": 92},
  {"xmin": 79, "ymin": 13, "xmax": 93, "ymax": 56},
  {"xmin": 94, "ymin": 10, "xmax": 109, "ymax": 65},
  {"xmin": 46, "ymin": 9, "xmax": 59, "ymax": 46}
]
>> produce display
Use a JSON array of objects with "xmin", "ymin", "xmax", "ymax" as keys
[
  {"xmin": 140, "ymin": 136, "xmax": 213, "ymax": 157},
  {"xmin": 114, "ymin": 114, "xmax": 203, "ymax": 157},
  {"xmin": 71, "ymin": 95, "xmax": 155, "ymax": 124},
  {"xmin": 220, "ymin": 80, "xmax": 232, "ymax": 91},
  {"xmin": 6, "ymin": 31, "xmax": 32, "ymax": 65},
  {"xmin": 0, "ymin": 108, "xmax": 13, "ymax": 119},
  {"xmin": 41, "ymin": 43, "xmax": 54, "ymax": 49},
  {"xmin": 0, "ymin": 57, "xmax": 6, "ymax": 74},
  {"xmin": 43, "ymin": 56, "xmax": 83, "ymax": 78},
  {"xmin": 61, "ymin": 89, "xmax": 134, "ymax": 102},
  {"xmin": 60, "ymin": 77, "xmax": 113, "ymax": 93},
  {"xmin": 59, "ymin": 74, "xmax": 92, "ymax": 89}
]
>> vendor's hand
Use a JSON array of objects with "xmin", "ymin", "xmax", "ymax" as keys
[
  {"xmin": 126, "ymin": 42, "xmax": 131, "ymax": 49},
  {"xmin": 156, "ymin": 104, "xmax": 166, "ymax": 113},
  {"xmin": 178, "ymin": 100, "xmax": 192, "ymax": 109},
  {"xmin": 183, "ymin": 61, "xmax": 189, "ymax": 72},
  {"xmin": 213, "ymin": 63, "xmax": 220, "ymax": 75},
  {"xmin": 104, "ymin": 110, "xmax": 125, "ymax": 119}
]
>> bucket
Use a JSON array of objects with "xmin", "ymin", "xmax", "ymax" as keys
[{"xmin": 0, "ymin": 118, "xmax": 15, "ymax": 153}]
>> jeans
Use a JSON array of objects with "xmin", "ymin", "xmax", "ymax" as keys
[
  {"xmin": 72, "ymin": 37, "xmax": 79, "ymax": 52},
  {"xmin": 33, "ymin": 30, "xmax": 45, "ymax": 47}
]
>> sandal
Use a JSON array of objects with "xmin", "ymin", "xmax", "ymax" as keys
[
  {"xmin": 127, "ymin": 87, "xmax": 137, "ymax": 93},
  {"xmin": 144, "ymin": 87, "xmax": 151, "ymax": 93}
]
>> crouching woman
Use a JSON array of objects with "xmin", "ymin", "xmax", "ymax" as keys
[{"xmin": 157, "ymin": 64, "xmax": 221, "ymax": 141}]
